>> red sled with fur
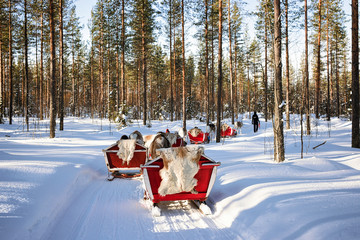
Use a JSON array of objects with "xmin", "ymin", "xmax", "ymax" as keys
[
  {"xmin": 103, "ymin": 140, "xmax": 147, "ymax": 179},
  {"xmin": 188, "ymin": 128, "xmax": 210, "ymax": 144},
  {"xmin": 220, "ymin": 124, "xmax": 237, "ymax": 138},
  {"xmin": 141, "ymin": 146, "xmax": 220, "ymax": 205}
]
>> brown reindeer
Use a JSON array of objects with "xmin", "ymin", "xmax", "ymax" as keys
[{"xmin": 147, "ymin": 132, "xmax": 171, "ymax": 160}]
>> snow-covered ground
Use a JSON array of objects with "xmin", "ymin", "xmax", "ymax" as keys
[{"xmin": 0, "ymin": 115, "xmax": 359, "ymax": 240}]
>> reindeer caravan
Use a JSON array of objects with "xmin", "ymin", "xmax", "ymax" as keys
[
  {"xmin": 102, "ymin": 128, "xmax": 220, "ymax": 216},
  {"xmin": 187, "ymin": 122, "xmax": 241, "ymax": 143}
]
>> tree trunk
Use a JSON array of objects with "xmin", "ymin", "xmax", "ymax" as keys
[
  {"xmin": 142, "ymin": 3, "xmax": 147, "ymax": 125},
  {"xmin": 121, "ymin": 0, "xmax": 126, "ymax": 104},
  {"xmin": 107, "ymin": 47, "xmax": 111, "ymax": 119},
  {"xmin": 234, "ymin": 37, "xmax": 238, "ymax": 116},
  {"xmin": 137, "ymin": 59, "xmax": 141, "ymax": 118},
  {"xmin": 90, "ymin": 47, "xmax": 94, "ymax": 118},
  {"xmin": 40, "ymin": 1, "xmax": 44, "ymax": 120},
  {"xmin": 24, "ymin": 0, "xmax": 29, "ymax": 131},
  {"xmin": 264, "ymin": 0, "xmax": 268, "ymax": 122},
  {"xmin": 205, "ymin": 0, "xmax": 209, "ymax": 125},
  {"xmin": 343, "ymin": 53, "xmax": 348, "ymax": 114},
  {"xmin": 173, "ymin": 26, "xmax": 178, "ymax": 120},
  {"xmin": 228, "ymin": 0, "xmax": 234, "ymax": 125},
  {"xmin": 326, "ymin": 0, "xmax": 330, "ymax": 121},
  {"xmin": 59, "ymin": 0, "xmax": 64, "ymax": 130},
  {"xmin": 116, "ymin": 51, "xmax": 119, "ymax": 108},
  {"xmin": 216, "ymin": 0, "xmax": 223, "ymax": 143},
  {"xmin": 335, "ymin": 34, "xmax": 340, "ymax": 117},
  {"xmin": 315, "ymin": 0, "xmax": 322, "ymax": 119},
  {"xmin": 247, "ymin": 62, "xmax": 250, "ymax": 119},
  {"xmin": 273, "ymin": 0, "xmax": 285, "ymax": 162},
  {"xmin": 0, "ymin": 23, "xmax": 3, "ymax": 123},
  {"xmin": 169, "ymin": 0, "xmax": 173, "ymax": 121},
  {"xmin": 49, "ymin": 0, "xmax": 56, "ymax": 138},
  {"xmin": 72, "ymin": 50, "xmax": 75, "ymax": 115},
  {"xmin": 351, "ymin": 0, "xmax": 359, "ymax": 148},
  {"xmin": 8, "ymin": 0, "xmax": 13, "ymax": 125},
  {"xmin": 305, "ymin": 0, "xmax": 311, "ymax": 135},
  {"xmin": 100, "ymin": 3, "xmax": 104, "ymax": 118},
  {"xmin": 35, "ymin": 20, "xmax": 39, "ymax": 120},
  {"xmin": 285, "ymin": 0, "xmax": 290, "ymax": 129},
  {"xmin": 181, "ymin": 0, "xmax": 186, "ymax": 130},
  {"xmin": 211, "ymin": 0, "xmax": 215, "ymax": 122}
]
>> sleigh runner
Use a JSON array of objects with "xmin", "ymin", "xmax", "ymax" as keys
[
  {"xmin": 141, "ymin": 146, "xmax": 220, "ymax": 216},
  {"xmin": 102, "ymin": 140, "xmax": 148, "ymax": 180}
]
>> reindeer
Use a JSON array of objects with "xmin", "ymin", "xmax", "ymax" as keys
[
  {"xmin": 144, "ymin": 132, "xmax": 171, "ymax": 160},
  {"xmin": 129, "ymin": 130, "xmax": 144, "ymax": 145},
  {"xmin": 234, "ymin": 121, "xmax": 243, "ymax": 134}
]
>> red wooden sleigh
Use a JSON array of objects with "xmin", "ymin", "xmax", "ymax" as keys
[
  {"xmin": 141, "ymin": 153, "xmax": 220, "ymax": 215},
  {"xmin": 102, "ymin": 141, "xmax": 147, "ymax": 180},
  {"xmin": 188, "ymin": 131, "xmax": 210, "ymax": 144},
  {"xmin": 220, "ymin": 125, "xmax": 237, "ymax": 138}
]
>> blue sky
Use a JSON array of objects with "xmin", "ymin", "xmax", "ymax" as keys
[{"xmin": 74, "ymin": 0, "xmax": 97, "ymax": 44}]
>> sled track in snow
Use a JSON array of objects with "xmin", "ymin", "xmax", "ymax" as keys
[
  {"xmin": 40, "ymin": 173, "xmax": 241, "ymax": 240},
  {"xmin": 150, "ymin": 200, "xmax": 241, "ymax": 239}
]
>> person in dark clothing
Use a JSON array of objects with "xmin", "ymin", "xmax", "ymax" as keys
[{"xmin": 252, "ymin": 111, "xmax": 259, "ymax": 133}]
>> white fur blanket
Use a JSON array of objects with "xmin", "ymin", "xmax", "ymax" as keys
[
  {"xmin": 157, "ymin": 146, "xmax": 204, "ymax": 196},
  {"xmin": 221, "ymin": 123, "xmax": 230, "ymax": 132},
  {"xmin": 188, "ymin": 128, "xmax": 202, "ymax": 137},
  {"xmin": 117, "ymin": 139, "xmax": 137, "ymax": 165}
]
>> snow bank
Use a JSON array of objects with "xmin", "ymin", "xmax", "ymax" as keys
[{"xmin": 0, "ymin": 116, "xmax": 359, "ymax": 239}]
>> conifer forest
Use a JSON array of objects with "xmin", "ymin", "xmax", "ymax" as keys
[{"xmin": 0, "ymin": 0, "xmax": 359, "ymax": 158}]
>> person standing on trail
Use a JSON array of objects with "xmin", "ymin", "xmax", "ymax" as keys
[{"xmin": 252, "ymin": 111, "xmax": 259, "ymax": 133}]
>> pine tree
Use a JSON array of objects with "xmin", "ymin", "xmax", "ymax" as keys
[
  {"xmin": 8, "ymin": 0, "xmax": 13, "ymax": 125},
  {"xmin": 305, "ymin": 0, "xmax": 311, "ymax": 135},
  {"xmin": 273, "ymin": 0, "xmax": 285, "ymax": 162},
  {"xmin": 314, "ymin": 0, "xmax": 322, "ymax": 119},
  {"xmin": 351, "ymin": 0, "xmax": 359, "ymax": 148},
  {"xmin": 131, "ymin": 0, "xmax": 155, "ymax": 125},
  {"xmin": 285, "ymin": 0, "xmax": 290, "ymax": 129},
  {"xmin": 49, "ymin": 0, "xmax": 56, "ymax": 138},
  {"xmin": 39, "ymin": 0, "xmax": 44, "ymax": 120},
  {"xmin": 24, "ymin": 0, "xmax": 29, "ymax": 131},
  {"xmin": 59, "ymin": 0, "xmax": 64, "ymax": 130},
  {"xmin": 0, "ymin": 7, "xmax": 3, "ymax": 124},
  {"xmin": 181, "ymin": 0, "xmax": 186, "ymax": 130},
  {"xmin": 205, "ymin": 0, "xmax": 209, "ymax": 125},
  {"xmin": 216, "ymin": 0, "xmax": 223, "ymax": 143}
]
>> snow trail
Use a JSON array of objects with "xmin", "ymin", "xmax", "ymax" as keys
[{"xmin": 1, "ymin": 116, "xmax": 360, "ymax": 239}]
